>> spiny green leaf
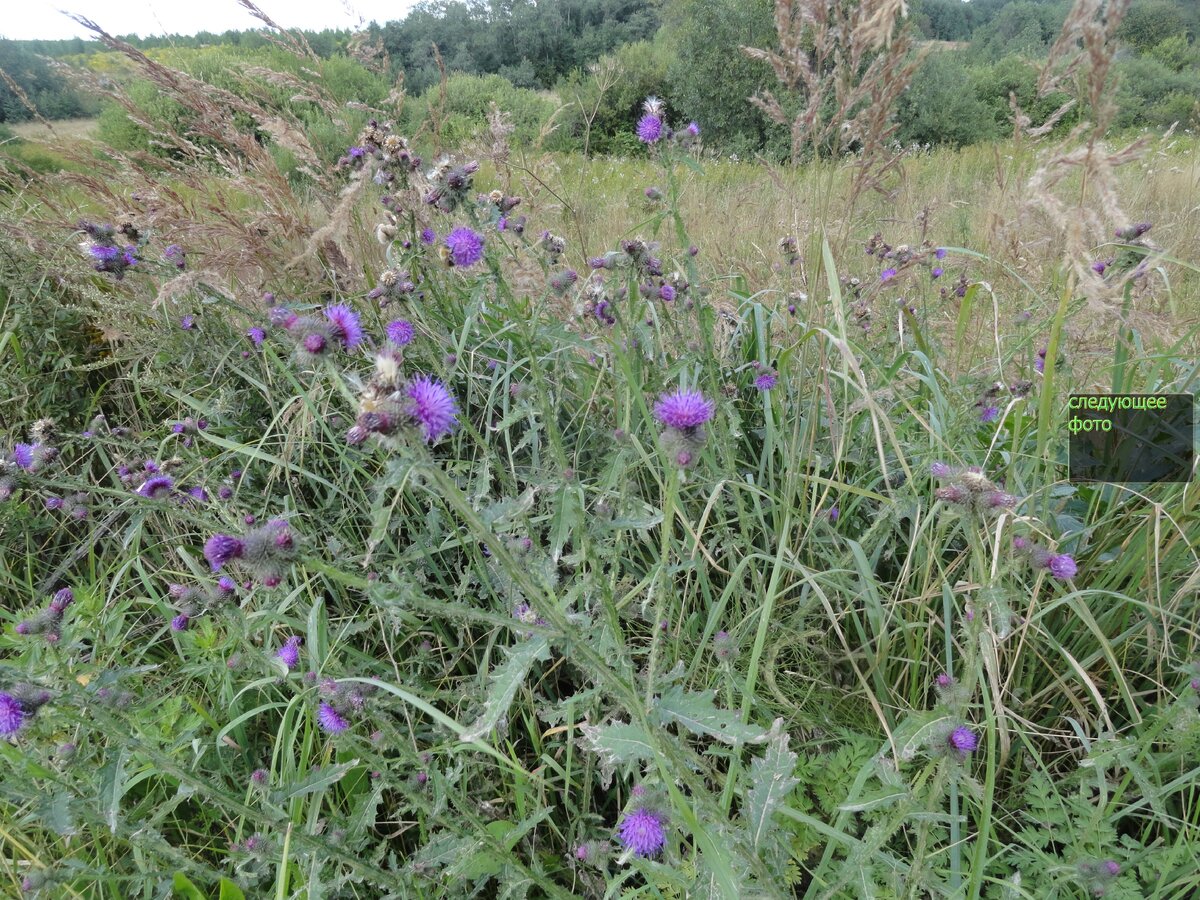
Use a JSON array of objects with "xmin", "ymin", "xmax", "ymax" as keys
[
  {"xmin": 460, "ymin": 636, "xmax": 551, "ymax": 742},
  {"xmin": 744, "ymin": 726, "xmax": 800, "ymax": 849},
  {"xmin": 654, "ymin": 685, "xmax": 768, "ymax": 746}
]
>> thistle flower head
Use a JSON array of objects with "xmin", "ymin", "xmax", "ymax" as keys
[
  {"xmin": 277, "ymin": 635, "xmax": 302, "ymax": 670},
  {"xmin": 445, "ymin": 227, "xmax": 484, "ymax": 267},
  {"xmin": 386, "ymin": 319, "xmax": 414, "ymax": 345},
  {"xmin": 204, "ymin": 534, "xmax": 245, "ymax": 571},
  {"xmin": 405, "ymin": 376, "xmax": 459, "ymax": 444},
  {"xmin": 0, "ymin": 692, "xmax": 24, "ymax": 735},
  {"xmin": 948, "ymin": 725, "xmax": 977, "ymax": 755},
  {"xmin": 636, "ymin": 114, "xmax": 663, "ymax": 144},
  {"xmin": 324, "ymin": 305, "xmax": 363, "ymax": 349},
  {"xmin": 317, "ymin": 701, "xmax": 350, "ymax": 734},
  {"xmin": 653, "ymin": 389, "xmax": 714, "ymax": 430},
  {"xmin": 1048, "ymin": 554, "xmax": 1077, "ymax": 579},
  {"xmin": 754, "ymin": 371, "xmax": 778, "ymax": 392},
  {"xmin": 616, "ymin": 807, "xmax": 667, "ymax": 857},
  {"xmin": 137, "ymin": 475, "xmax": 175, "ymax": 500}
]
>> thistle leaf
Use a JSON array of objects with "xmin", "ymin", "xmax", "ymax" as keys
[
  {"xmin": 744, "ymin": 726, "xmax": 800, "ymax": 849},
  {"xmin": 461, "ymin": 636, "xmax": 551, "ymax": 742}
]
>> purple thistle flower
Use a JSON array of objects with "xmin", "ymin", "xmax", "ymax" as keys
[
  {"xmin": 979, "ymin": 406, "xmax": 999, "ymax": 424},
  {"xmin": 754, "ymin": 371, "xmax": 778, "ymax": 392},
  {"xmin": 251, "ymin": 768, "xmax": 268, "ymax": 785},
  {"xmin": 164, "ymin": 243, "xmax": 186, "ymax": 269},
  {"xmin": 616, "ymin": 807, "xmax": 666, "ymax": 857},
  {"xmin": 881, "ymin": 268, "xmax": 897, "ymax": 282},
  {"xmin": 171, "ymin": 614, "xmax": 190, "ymax": 632},
  {"xmin": 90, "ymin": 244, "xmax": 120, "ymax": 263},
  {"xmin": 180, "ymin": 315, "xmax": 195, "ymax": 330},
  {"xmin": 386, "ymin": 319, "xmax": 414, "ymax": 346},
  {"xmin": 930, "ymin": 462, "xmax": 953, "ymax": 478},
  {"xmin": 686, "ymin": 121, "xmax": 700, "ymax": 136},
  {"xmin": 1102, "ymin": 860, "xmax": 1120, "ymax": 876},
  {"xmin": 324, "ymin": 305, "xmax": 363, "ymax": 348},
  {"xmin": 828, "ymin": 506, "xmax": 840, "ymax": 523},
  {"xmin": 935, "ymin": 673, "xmax": 953, "ymax": 688},
  {"xmin": 13, "ymin": 444, "xmax": 34, "ymax": 470},
  {"xmin": 137, "ymin": 475, "xmax": 175, "ymax": 499},
  {"xmin": 420, "ymin": 227, "xmax": 436, "ymax": 244},
  {"xmin": 445, "ymin": 227, "xmax": 484, "ymax": 268},
  {"xmin": 405, "ymin": 376, "xmax": 459, "ymax": 443},
  {"xmin": 1047, "ymin": 554, "xmax": 1077, "ymax": 579},
  {"xmin": 658, "ymin": 283, "xmax": 676, "ymax": 301},
  {"xmin": 932, "ymin": 267, "xmax": 944, "ymax": 278},
  {"xmin": 935, "ymin": 248, "xmax": 947, "ymax": 260},
  {"xmin": 317, "ymin": 702, "xmax": 350, "ymax": 734},
  {"xmin": 218, "ymin": 576, "xmax": 237, "ymax": 594},
  {"xmin": 45, "ymin": 496, "xmax": 64, "ymax": 511},
  {"xmin": 636, "ymin": 114, "xmax": 663, "ymax": 144},
  {"xmin": 204, "ymin": 534, "xmax": 245, "ymax": 571},
  {"xmin": 348, "ymin": 146, "xmax": 365, "ymax": 158},
  {"xmin": 50, "ymin": 588, "xmax": 74, "ymax": 613},
  {"xmin": 653, "ymin": 388, "xmax": 714, "ymax": 430},
  {"xmin": 948, "ymin": 725, "xmax": 977, "ymax": 755},
  {"xmin": 247, "ymin": 327, "xmax": 265, "ymax": 347},
  {"xmin": 277, "ymin": 635, "xmax": 302, "ymax": 669},
  {"xmin": 0, "ymin": 693, "xmax": 24, "ymax": 735}
]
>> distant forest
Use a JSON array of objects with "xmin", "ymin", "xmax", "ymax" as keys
[{"xmin": 2, "ymin": 0, "xmax": 1198, "ymax": 156}]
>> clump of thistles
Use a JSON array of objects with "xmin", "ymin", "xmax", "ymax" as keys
[
  {"xmin": 0, "ymin": 684, "xmax": 53, "ymax": 736},
  {"xmin": 930, "ymin": 462, "xmax": 1019, "ymax": 515},
  {"xmin": 346, "ymin": 353, "xmax": 459, "ymax": 448},
  {"xmin": 1012, "ymin": 536, "xmax": 1077, "ymax": 580},
  {"xmin": 315, "ymin": 679, "xmax": 377, "ymax": 734},
  {"xmin": 634, "ymin": 97, "xmax": 699, "ymax": 151},
  {"xmin": 368, "ymin": 268, "xmax": 419, "ymax": 306},
  {"xmin": 277, "ymin": 304, "xmax": 362, "ymax": 365},
  {"xmin": 653, "ymin": 388, "xmax": 715, "ymax": 468},
  {"xmin": 77, "ymin": 221, "xmax": 139, "ymax": 279},
  {"xmin": 424, "ymin": 157, "xmax": 479, "ymax": 212},
  {"xmin": 15, "ymin": 587, "xmax": 75, "ymax": 643},
  {"xmin": 203, "ymin": 519, "xmax": 298, "ymax": 587}
]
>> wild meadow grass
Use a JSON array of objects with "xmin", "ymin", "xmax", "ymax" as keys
[{"xmin": 2, "ymin": 12, "xmax": 1200, "ymax": 900}]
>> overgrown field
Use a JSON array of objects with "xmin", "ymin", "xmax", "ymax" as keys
[{"xmin": 2, "ymin": 5, "xmax": 1200, "ymax": 900}]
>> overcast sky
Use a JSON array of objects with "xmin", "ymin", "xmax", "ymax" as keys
[{"xmin": 3, "ymin": 0, "xmax": 421, "ymax": 41}]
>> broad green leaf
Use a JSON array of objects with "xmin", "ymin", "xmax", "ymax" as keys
[
  {"xmin": 578, "ymin": 721, "xmax": 657, "ymax": 787},
  {"xmin": 272, "ymin": 761, "xmax": 357, "ymax": 802},
  {"xmin": 172, "ymin": 872, "xmax": 206, "ymax": 900},
  {"xmin": 218, "ymin": 879, "xmax": 246, "ymax": 900},
  {"xmin": 99, "ymin": 747, "xmax": 129, "ymax": 833}
]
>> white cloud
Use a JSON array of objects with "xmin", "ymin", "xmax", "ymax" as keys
[{"xmin": 3, "ymin": 0, "xmax": 420, "ymax": 41}]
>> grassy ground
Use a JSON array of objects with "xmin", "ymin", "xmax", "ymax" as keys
[{"xmin": 2, "ymin": 116, "xmax": 1199, "ymax": 898}]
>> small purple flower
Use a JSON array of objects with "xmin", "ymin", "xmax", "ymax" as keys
[
  {"xmin": 686, "ymin": 121, "xmax": 700, "ymax": 136},
  {"xmin": 90, "ymin": 244, "xmax": 120, "ymax": 263},
  {"xmin": 324, "ymin": 305, "xmax": 363, "ymax": 348},
  {"xmin": 616, "ymin": 807, "xmax": 667, "ymax": 857},
  {"xmin": 636, "ymin": 115, "xmax": 663, "ymax": 144},
  {"xmin": 828, "ymin": 506, "xmax": 840, "ymax": 523},
  {"xmin": 420, "ymin": 227, "xmax": 436, "ymax": 244},
  {"xmin": 302, "ymin": 332, "xmax": 327, "ymax": 355},
  {"xmin": 935, "ymin": 248, "xmax": 947, "ymax": 260},
  {"xmin": 217, "ymin": 576, "xmax": 237, "ymax": 594},
  {"xmin": 0, "ymin": 693, "xmax": 24, "ymax": 735},
  {"xmin": 180, "ymin": 315, "xmax": 195, "ymax": 330},
  {"xmin": 251, "ymin": 768, "xmax": 268, "ymax": 785},
  {"xmin": 1047, "ymin": 554, "xmax": 1077, "ymax": 579},
  {"xmin": 348, "ymin": 146, "xmax": 365, "ymax": 158},
  {"xmin": 204, "ymin": 533, "xmax": 245, "ymax": 571},
  {"xmin": 930, "ymin": 461, "xmax": 953, "ymax": 478},
  {"xmin": 932, "ymin": 267, "xmax": 943, "ymax": 278},
  {"xmin": 317, "ymin": 702, "xmax": 350, "ymax": 734},
  {"xmin": 935, "ymin": 673, "xmax": 953, "ymax": 688},
  {"xmin": 164, "ymin": 243, "xmax": 186, "ymax": 269},
  {"xmin": 658, "ymin": 283, "xmax": 676, "ymax": 302},
  {"xmin": 277, "ymin": 635, "xmax": 302, "ymax": 670},
  {"xmin": 137, "ymin": 475, "xmax": 175, "ymax": 499},
  {"xmin": 948, "ymin": 725, "xmax": 977, "ymax": 755},
  {"xmin": 171, "ymin": 614, "xmax": 190, "ymax": 632},
  {"xmin": 44, "ymin": 496, "xmax": 64, "ymax": 511},
  {"xmin": 445, "ymin": 227, "xmax": 484, "ymax": 268},
  {"xmin": 386, "ymin": 320, "xmax": 414, "ymax": 345},
  {"xmin": 754, "ymin": 371, "xmax": 778, "ymax": 392},
  {"xmin": 247, "ymin": 327, "xmax": 265, "ymax": 347},
  {"xmin": 653, "ymin": 389, "xmax": 715, "ymax": 430},
  {"xmin": 979, "ymin": 406, "xmax": 999, "ymax": 424},
  {"xmin": 881, "ymin": 268, "xmax": 897, "ymax": 282},
  {"xmin": 1102, "ymin": 860, "xmax": 1120, "ymax": 876},
  {"xmin": 405, "ymin": 376, "xmax": 459, "ymax": 443}
]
